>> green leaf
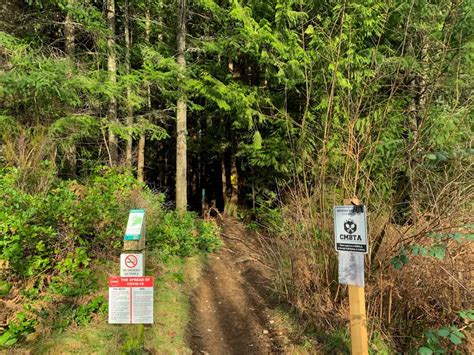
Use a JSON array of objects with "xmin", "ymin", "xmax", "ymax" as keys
[
  {"xmin": 458, "ymin": 309, "xmax": 474, "ymax": 320},
  {"xmin": 411, "ymin": 244, "xmax": 420, "ymax": 256},
  {"xmin": 252, "ymin": 130, "xmax": 262, "ymax": 150},
  {"xmin": 429, "ymin": 245, "xmax": 446, "ymax": 260},
  {"xmin": 436, "ymin": 328, "xmax": 450, "ymax": 337},
  {"xmin": 390, "ymin": 252, "xmax": 409, "ymax": 269},
  {"xmin": 426, "ymin": 153, "xmax": 437, "ymax": 160},
  {"xmin": 448, "ymin": 333, "xmax": 463, "ymax": 345},
  {"xmin": 418, "ymin": 347, "xmax": 433, "ymax": 355}
]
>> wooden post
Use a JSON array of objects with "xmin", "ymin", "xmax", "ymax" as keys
[
  {"xmin": 122, "ymin": 209, "xmax": 146, "ymax": 352},
  {"xmin": 343, "ymin": 198, "xmax": 369, "ymax": 355}
]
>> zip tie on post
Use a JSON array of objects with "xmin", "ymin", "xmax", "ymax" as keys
[{"xmin": 351, "ymin": 200, "xmax": 364, "ymax": 214}]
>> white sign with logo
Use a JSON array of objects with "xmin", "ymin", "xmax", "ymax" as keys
[
  {"xmin": 120, "ymin": 253, "xmax": 144, "ymax": 277},
  {"xmin": 334, "ymin": 205, "xmax": 368, "ymax": 253}
]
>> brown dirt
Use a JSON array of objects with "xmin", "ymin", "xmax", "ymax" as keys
[{"xmin": 187, "ymin": 218, "xmax": 286, "ymax": 355}]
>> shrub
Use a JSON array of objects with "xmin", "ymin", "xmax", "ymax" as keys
[
  {"xmin": 0, "ymin": 312, "xmax": 37, "ymax": 347},
  {"xmin": 148, "ymin": 211, "xmax": 221, "ymax": 257},
  {"xmin": 0, "ymin": 165, "xmax": 222, "ymax": 348},
  {"xmin": 0, "ymin": 167, "xmax": 139, "ymax": 279}
]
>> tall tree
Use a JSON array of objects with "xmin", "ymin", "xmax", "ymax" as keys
[
  {"xmin": 106, "ymin": 0, "xmax": 118, "ymax": 165},
  {"xmin": 175, "ymin": 0, "xmax": 187, "ymax": 213},
  {"xmin": 124, "ymin": 0, "xmax": 133, "ymax": 167},
  {"xmin": 137, "ymin": 6, "xmax": 151, "ymax": 183},
  {"xmin": 64, "ymin": 0, "xmax": 76, "ymax": 175}
]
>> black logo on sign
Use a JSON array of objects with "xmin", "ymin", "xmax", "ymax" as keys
[{"xmin": 344, "ymin": 220, "xmax": 357, "ymax": 234}]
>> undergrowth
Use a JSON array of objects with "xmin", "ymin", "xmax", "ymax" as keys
[
  {"xmin": 252, "ymin": 189, "xmax": 473, "ymax": 353},
  {"xmin": 0, "ymin": 165, "xmax": 220, "ymax": 348}
]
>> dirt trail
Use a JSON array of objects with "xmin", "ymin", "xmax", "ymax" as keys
[{"xmin": 188, "ymin": 218, "xmax": 285, "ymax": 354}]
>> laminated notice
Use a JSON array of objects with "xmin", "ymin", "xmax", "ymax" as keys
[
  {"xmin": 108, "ymin": 276, "xmax": 154, "ymax": 324},
  {"xmin": 338, "ymin": 252, "xmax": 364, "ymax": 287}
]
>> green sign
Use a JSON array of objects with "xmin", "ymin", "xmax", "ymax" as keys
[{"xmin": 124, "ymin": 209, "xmax": 146, "ymax": 241}]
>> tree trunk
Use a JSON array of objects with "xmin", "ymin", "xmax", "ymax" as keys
[
  {"xmin": 137, "ymin": 135, "xmax": 145, "ymax": 183},
  {"xmin": 224, "ymin": 156, "xmax": 239, "ymax": 217},
  {"xmin": 124, "ymin": 0, "xmax": 133, "ymax": 167},
  {"xmin": 221, "ymin": 157, "xmax": 228, "ymax": 209},
  {"xmin": 137, "ymin": 7, "xmax": 151, "ymax": 183},
  {"xmin": 64, "ymin": 2, "xmax": 77, "ymax": 176},
  {"xmin": 64, "ymin": 3, "xmax": 75, "ymax": 57},
  {"xmin": 175, "ymin": 0, "xmax": 187, "ymax": 214},
  {"xmin": 106, "ymin": 0, "xmax": 118, "ymax": 166}
]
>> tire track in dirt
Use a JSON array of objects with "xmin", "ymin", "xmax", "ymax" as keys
[{"xmin": 187, "ymin": 218, "xmax": 284, "ymax": 354}]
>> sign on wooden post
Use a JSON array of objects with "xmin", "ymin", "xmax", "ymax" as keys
[
  {"xmin": 124, "ymin": 209, "xmax": 146, "ymax": 251},
  {"xmin": 108, "ymin": 208, "xmax": 153, "ymax": 327},
  {"xmin": 335, "ymin": 198, "xmax": 369, "ymax": 355}
]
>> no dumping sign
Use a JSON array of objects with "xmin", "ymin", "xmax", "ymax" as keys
[{"xmin": 334, "ymin": 205, "xmax": 368, "ymax": 253}]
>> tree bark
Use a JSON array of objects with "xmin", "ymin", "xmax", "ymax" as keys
[
  {"xmin": 137, "ymin": 6, "xmax": 152, "ymax": 183},
  {"xmin": 137, "ymin": 134, "xmax": 145, "ymax": 182},
  {"xmin": 106, "ymin": 0, "xmax": 118, "ymax": 166},
  {"xmin": 64, "ymin": 1, "xmax": 76, "ymax": 176},
  {"xmin": 64, "ymin": 3, "xmax": 75, "ymax": 57},
  {"xmin": 124, "ymin": 0, "xmax": 133, "ymax": 167},
  {"xmin": 224, "ymin": 156, "xmax": 239, "ymax": 217},
  {"xmin": 175, "ymin": 0, "xmax": 187, "ymax": 214}
]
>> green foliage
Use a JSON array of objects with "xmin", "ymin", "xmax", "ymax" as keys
[
  {"xmin": 0, "ymin": 280, "xmax": 12, "ymax": 296},
  {"xmin": 391, "ymin": 229, "xmax": 474, "ymax": 270},
  {"xmin": 0, "ymin": 312, "xmax": 37, "ymax": 347},
  {"xmin": 53, "ymin": 296, "xmax": 107, "ymax": 332},
  {"xmin": 148, "ymin": 211, "xmax": 221, "ymax": 258},
  {"xmin": 0, "ymin": 167, "xmax": 140, "ymax": 279},
  {"xmin": 419, "ymin": 324, "xmax": 468, "ymax": 353}
]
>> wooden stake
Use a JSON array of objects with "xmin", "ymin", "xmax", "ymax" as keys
[{"xmin": 344, "ymin": 198, "xmax": 369, "ymax": 355}]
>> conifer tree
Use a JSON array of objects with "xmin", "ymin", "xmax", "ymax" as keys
[{"xmin": 175, "ymin": 0, "xmax": 187, "ymax": 213}]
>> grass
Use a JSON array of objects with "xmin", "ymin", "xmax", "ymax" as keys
[
  {"xmin": 144, "ymin": 253, "xmax": 204, "ymax": 353},
  {"xmin": 21, "ymin": 253, "xmax": 205, "ymax": 354}
]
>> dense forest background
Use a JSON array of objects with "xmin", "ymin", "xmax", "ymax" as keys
[{"xmin": 0, "ymin": 0, "xmax": 473, "ymax": 352}]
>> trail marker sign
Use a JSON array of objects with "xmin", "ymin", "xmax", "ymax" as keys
[
  {"xmin": 334, "ymin": 205, "xmax": 368, "ymax": 253},
  {"xmin": 120, "ymin": 253, "xmax": 144, "ymax": 277},
  {"xmin": 124, "ymin": 209, "xmax": 146, "ymax": 241},
  {"xmin": 108, "ymin": 276, "xmax": 154, "ymax": 324}
]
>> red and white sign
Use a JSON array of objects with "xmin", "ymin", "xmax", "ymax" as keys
[
  {"xmin": 120, "ymin": 253, "xmax": 144, "ymax": 277},
  {"xmin": 108, "ymin": 276, "xmax": 154, "ymax": 324}
]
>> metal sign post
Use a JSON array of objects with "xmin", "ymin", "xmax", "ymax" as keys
[{"xmin": 335, "ymin": 198, "xmax": 368, "ymax": 355}]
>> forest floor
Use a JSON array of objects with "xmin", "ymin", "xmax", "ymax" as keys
[{"xmin": 187, "ymin": 218, "xmax": 307, "ymax": 354}]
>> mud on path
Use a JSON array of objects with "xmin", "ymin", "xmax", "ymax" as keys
[{"xmin": 187, "ymin": 218, "xmax": 285, "ymax": 354}]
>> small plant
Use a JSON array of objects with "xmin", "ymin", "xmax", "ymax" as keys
[
  {"xmin": 53, "ymin": 296, "xmax": 107, "ymax": 331},
  {"xmin": 418, "ymin": 310, "xmax": 473, "ymax": 354},
  {"xmin": 0, "ymin": 312, "xmax": 37, "ymax": 347}
]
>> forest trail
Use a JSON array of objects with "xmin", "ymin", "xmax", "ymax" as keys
[{"xmin": 187, "ymin": 218, "xmax": 286, "ymax": 354}]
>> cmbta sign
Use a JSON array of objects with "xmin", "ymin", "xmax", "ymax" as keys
[{"xmin": 334, "ymin": 205, "xmax": 368, "ymax": 253}]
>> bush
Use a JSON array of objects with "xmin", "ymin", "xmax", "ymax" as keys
[
  {"xmin": 0, "ymin": 167, "xmax": 139, "ymax": 279},
  {"xmin": 0, "ymin": 165, "xmax": 222, "ymax": 348},
  {"xmin": 148, "ymin": 211, "xmax": 221, "ymax": 257}
]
